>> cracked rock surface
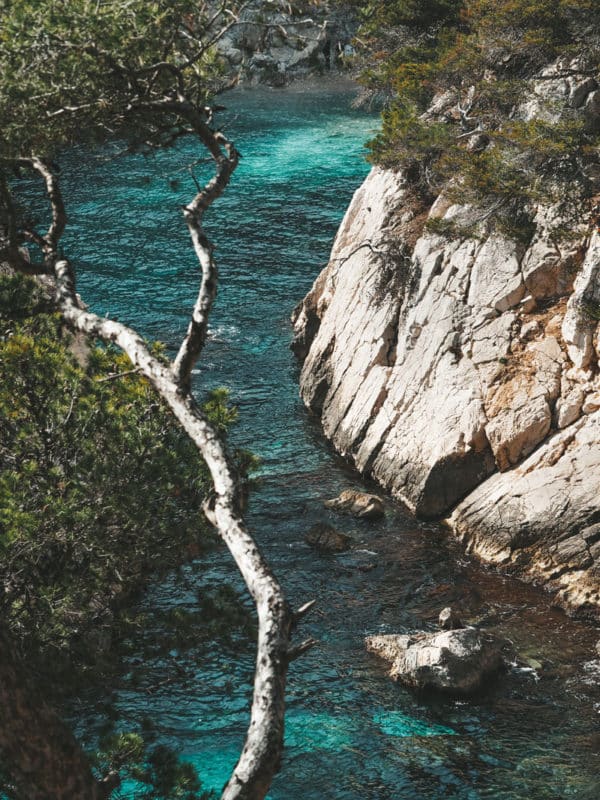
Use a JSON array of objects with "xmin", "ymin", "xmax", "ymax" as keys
[{"xmin": 293, "ymin": 163, "xmax": 600, "ymax": 618}]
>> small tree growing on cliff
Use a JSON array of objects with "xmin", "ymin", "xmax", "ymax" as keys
[
  {"xmin": 348, "ymin": 0, "xmax": 600, "ymax": 238},
  {"xmin": 0, "ymin": 2, "xmax": 316, "ymax": 798}
]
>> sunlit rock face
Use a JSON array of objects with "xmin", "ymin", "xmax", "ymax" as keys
[
  {"xmin": 293, "ymin": 158, "xmax": 600, "ymax": 618},
  {"xmin": 366, "ymin": 628, "xmax": 506, "ymax": 696}
]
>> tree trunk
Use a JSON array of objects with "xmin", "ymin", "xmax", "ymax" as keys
[{"xmin": 1, "ymin": 120, "xmax": 315, "ymax": 798}]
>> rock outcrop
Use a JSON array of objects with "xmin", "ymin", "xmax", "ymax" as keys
[
  {"xmin": 324, "ymin": 489, "xmax": 385, "ymax": 519},
  {"xmin": 292, "ymin": 71, "xmax": 600, "ymax": 618},
  {"xmin": 366, "ymin": 628, "xmax": 505, "ymax": 695},
  {"xmin": 213, "ymin": 1, "xmax": 357, "ymax": 86},
  {"xmin": 438, "ymin": 606, "xmax": 463, "ymax": 630}
]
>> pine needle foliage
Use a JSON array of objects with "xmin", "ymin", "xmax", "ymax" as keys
[
  {"xmin": 349, "ymin": 0, "xmax": 600, "ymax": 236},
  {"xmin": 0, "ymin": 272, "xmax": 245, "ymax": 673}
]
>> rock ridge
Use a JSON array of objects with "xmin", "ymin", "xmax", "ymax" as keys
[{"xmin": 213, "ymin": 1, "xmax": 357, "ymax": 86}]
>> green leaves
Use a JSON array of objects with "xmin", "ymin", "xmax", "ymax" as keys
[
  {"xmin": 0, "ymin": 0, "xmax": 234, "ymax": 159},
  {"xmin": 368, "ymin": 101, "xmax": 454, "ymax": 172},
  {"xmin": 0, "ymin": 273, "xmax": 244, "ymax": 672},
  {"xmin": 201, "ymin": 387, "xmax": 238, "ymax": 436},
  {"xmin": 357, "ymin": 0, "xmax": 461, "ymax": 32},
  {"xmin": 95, "ymin": 732, "xmax": 216, "ymax": 800},
  {"xmin": 353, "ymin": 0, "xmax": 600, "ymax": 238}
]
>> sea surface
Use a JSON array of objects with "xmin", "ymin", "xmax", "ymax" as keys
[{"xmin": 59, "ymin": 82, "xmax": 599, "ymax": 799}]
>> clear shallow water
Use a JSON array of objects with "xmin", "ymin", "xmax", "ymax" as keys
[{"xmin": 58, "ymin": 83, "xmax": 600, "ymax": 798}]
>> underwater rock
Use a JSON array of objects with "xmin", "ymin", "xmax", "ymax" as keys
[
  {"xmin": 305, "ymin": 523, "xmax": 352, "ymax": 553},
  {"xmin": 366, "ymin": 627, "xmax": 505, "ymax": 696}
]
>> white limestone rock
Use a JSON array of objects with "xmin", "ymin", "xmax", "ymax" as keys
[
  {"xmin": 467, "ymin": 234, "xmax": 525, "ymax": 312},
  {"xmin": 293, "ymin": 166, "xmax": 590, "ymax": 518},
  {"xmin": 562, "ymin": 231, "xmax": 600, "ymax": 370},
  {"xmin": 366, "ymin": 628, "xmax": 505, "ymax": 695},
  {"xmin": 293, "ymin": 144, "xmax": 600, "ymax": 613},
  {"xmin": 214, "ymin": 1, "xmax": 356, "ymax": 84},
  {"xmin": 582, "ymin": 392, "xmax": 600, "ymax": 414},
  {"xmin": 556, "ymin": 386, "xmax": 585, "ymax": 429},
  {"xmin": 324, "ymin": 489, "xmax": 385, "ymax": 520},
  {"xmin": 449, "ymin": 412, "xmax": 600, "ymax": 615}
]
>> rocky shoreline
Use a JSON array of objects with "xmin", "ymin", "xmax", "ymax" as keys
[
  {"xmin": 292, "ymin": 66, "xmax": 600, "ymax": 621},
  {"xmin": 214, "ymin": 0, "xmax": 357, "ymax": 86}
]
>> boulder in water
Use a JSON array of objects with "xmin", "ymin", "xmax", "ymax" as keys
[
  {"xmin": 366, "ymin": 627, "xmax": 505, "ymax": 696},
  {"xmin": 324, "ymin": 489, "xmax": 385, "ymax": 520},
  {"xmin": 438, "ymin": 606, "xmax": 464, "ymax": 630},
  {"xmin": 305, "ymin": 523, "xmax": 352, "ymax": 553}
]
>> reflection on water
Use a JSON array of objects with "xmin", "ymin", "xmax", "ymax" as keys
[{"xmin": 61, "ymin": 82, "xmax": 600, "ymax": 799}]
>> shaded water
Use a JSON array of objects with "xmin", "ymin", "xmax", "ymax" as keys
[{"xmin": 60, "ymin": 83, "xmax": 599, "ymax": 798}]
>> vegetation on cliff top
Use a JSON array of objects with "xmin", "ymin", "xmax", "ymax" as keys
[{"xmin": 349, "ymin": 0, "xmax": 600, "ymax": 239}]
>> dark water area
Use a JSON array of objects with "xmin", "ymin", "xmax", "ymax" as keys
[{"xmin": 57, "ymin": 82, "xmax": 600, "ymax": 798}]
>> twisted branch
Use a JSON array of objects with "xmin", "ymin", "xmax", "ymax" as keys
[
  {"xmin": 53, "ymin": 258, "xmax": 294, "ymax": 800},
  {"xmin": 5, "ymin": 105, "xmax": 313, "ymax": 800}
]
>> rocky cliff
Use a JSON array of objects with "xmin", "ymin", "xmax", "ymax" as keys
[
  {"xmin": 292, "ymin": 70, "xmax": 600, "ymax": 619},
  {"xmin": 214, "ymin": 1, "xmax": 357, "ymax": 86}
]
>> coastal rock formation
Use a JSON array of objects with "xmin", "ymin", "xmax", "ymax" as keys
[
  {"xmin": 366, "ymin": 628, "xmax": 505, "ymax": 695},
  {"xmin": 450, "ymin": 413, "xmax": 600, "ymax": 614},
  {"xmin": 293, "ymin": 72, "xmax": 600, "ymax": 617},
  {"xmin": 214, "ymin": 1, "xmax": 357, "ymax": 85}
]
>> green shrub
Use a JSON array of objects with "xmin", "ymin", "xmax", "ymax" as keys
[
  {"xmin": 351, "ymin": 0, "xmax": 600, "ymax": 238},
  {"xmin": 0, "ymin": 272, "xmax": 247, "ymax": 676}
]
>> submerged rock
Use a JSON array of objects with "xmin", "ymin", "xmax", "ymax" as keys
[
  {"xmin": 324, "ymin": 489, "xmax": 385, "ymax": 520},
  {"xmin": 337, "ymin": 549, "xmax": 379, "ymax": 572},
  {"xmin": 366, "ymin": 627, "xmax": 505, "ymax": 696},
  {"xmin": 305, "ymin": 523, "xmax": 352, "ymax": 553},
  {"xmin": 438, "ymin": 606, "xmax": 463, "ymax": 630}
]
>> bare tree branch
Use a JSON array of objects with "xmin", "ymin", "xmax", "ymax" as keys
[
  {"xmin": 31, "ymin": 159, "xmax": 66, "ymax": 253},
  {"xmin": 6, "ymin": 107, "xmax": 303, "ymax": 799},
  {"xmin": 53, "ymin": 255, "xmax": 294, "ymax": 800}
]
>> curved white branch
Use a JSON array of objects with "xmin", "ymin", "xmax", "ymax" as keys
[
  {"xmin": 54, "ymin": 255, "xmax": 295, "ymax": 800},
  {"xmin": 172, "ymin": 139, "xmax": 239, "ymax": 389},
  {"xmin": 10, "ymin": 105, "xmax": 304, "ymax": 799}
]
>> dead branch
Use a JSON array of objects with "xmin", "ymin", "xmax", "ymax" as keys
[
  {"xmin": 286, "ymin": 638, "xmax": 318, "ymax": 663},
  {"xmin": 95, "ymin": 368, "xmax": 142, "ymax": 382}
]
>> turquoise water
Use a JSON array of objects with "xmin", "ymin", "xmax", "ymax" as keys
[{"xmin": 58, "ymin": 84, "xmax": 600, "ymax": 798}]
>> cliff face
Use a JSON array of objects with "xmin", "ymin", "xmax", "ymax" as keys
[
  {"xmin": 292, "ymin": 72, "xmax": 600, "ymax": 618},
  {"xmin": 215, "ymin": 1, "xmax": 357, "ymax": 86}
]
